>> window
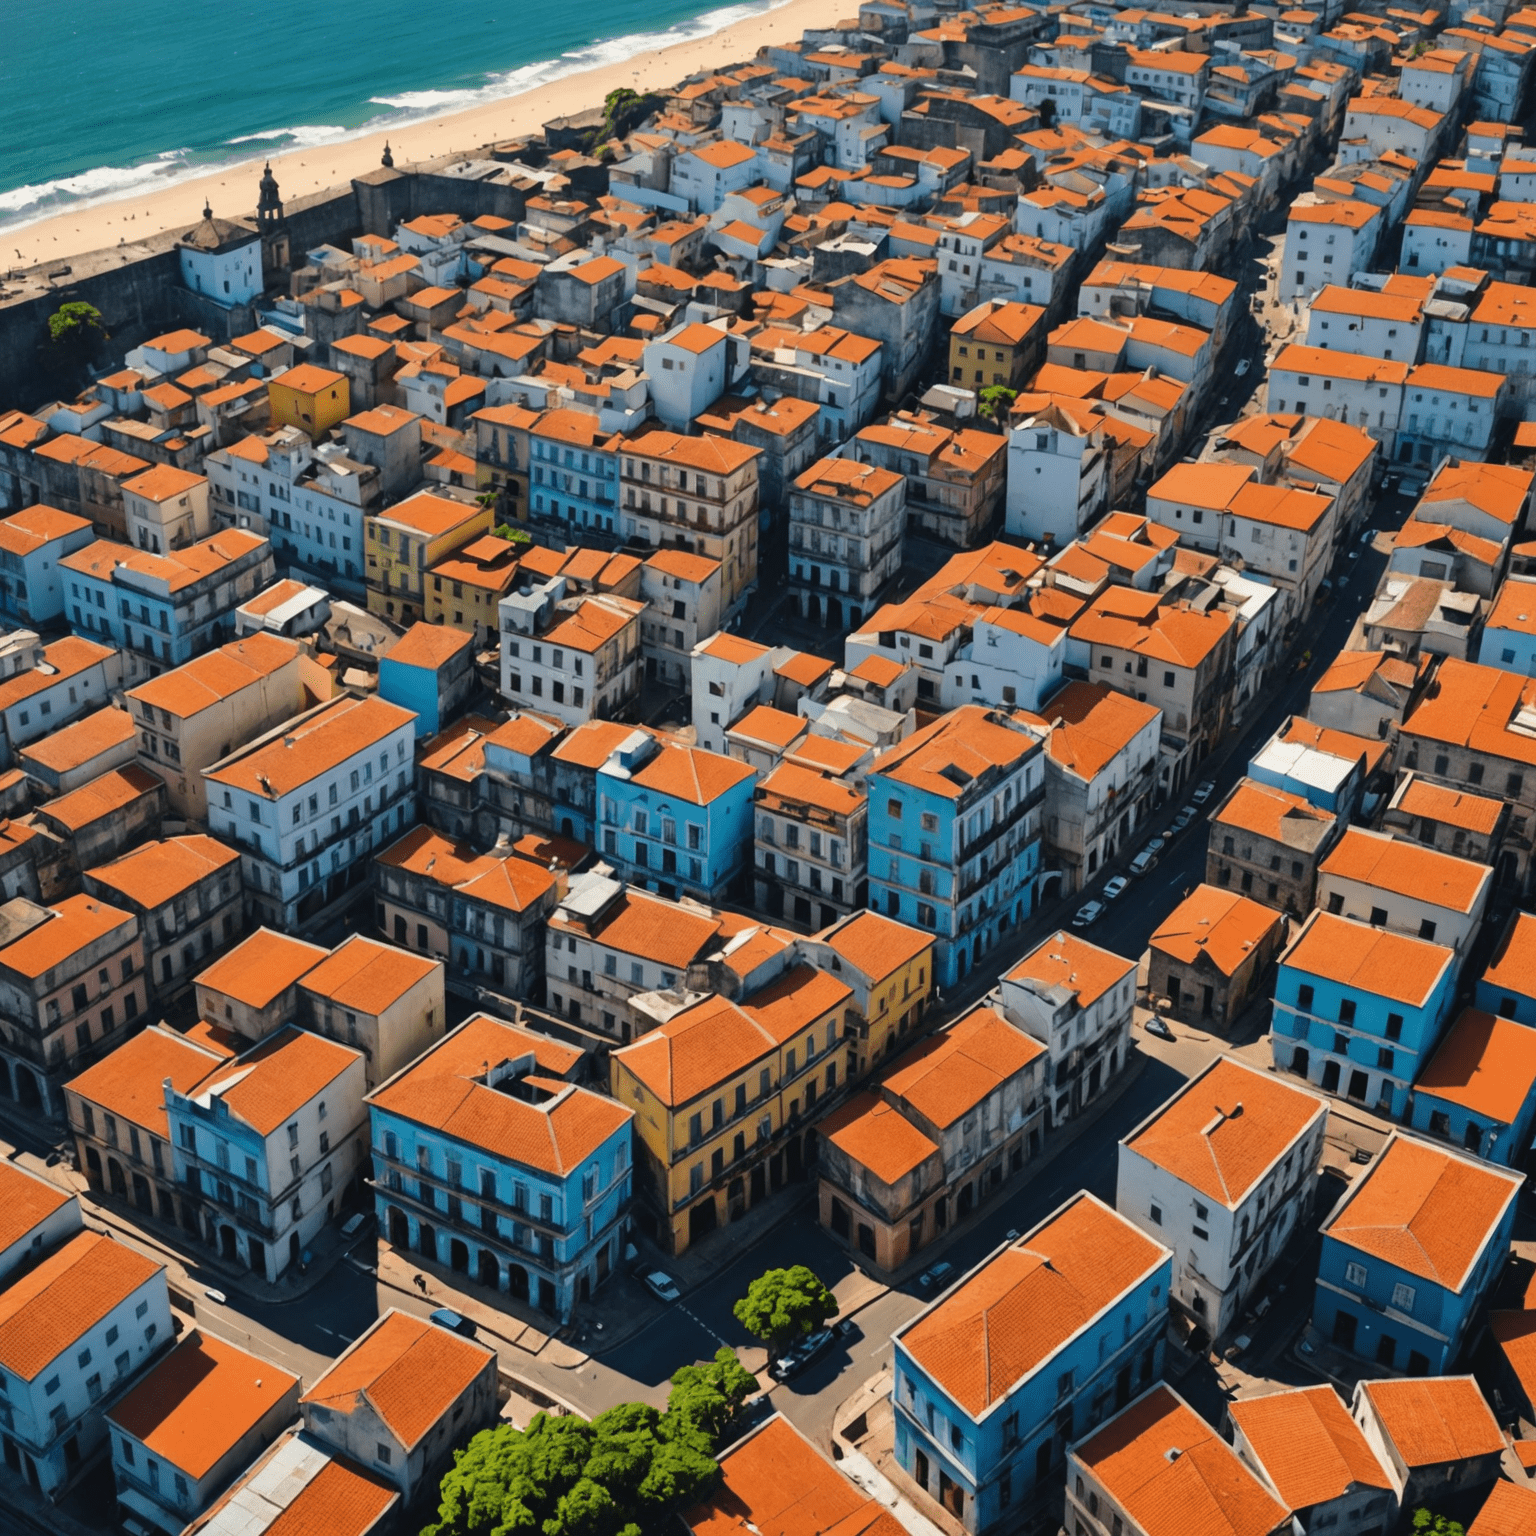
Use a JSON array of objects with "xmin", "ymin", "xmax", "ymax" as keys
[
  {"xmin": 1297, "ymin": 984, "xmax": 1314, "ymax": 1011},
  {"xmin": 1391, "ymin": 1282, "xmax": 1416, "ymax": 1312},
  {"xmin": 1149, "ymin": 1202, "xmax": 1162, "ymax": 1225},
  {"xmin": 377, "ymin": 1443, "xmax": 393, "ymax": 1466},
  {"xmin": 1345, "ymin": 1261, "xmax": 1368, "ymax": 1288}
]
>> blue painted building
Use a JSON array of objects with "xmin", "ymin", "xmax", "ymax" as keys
[
  {"xmin": 1268, "ymin": 910, "xmax": 1457, "ymax": 1118},
  {"xmin": 378, "ymin": 621, "xmax": 475, "ymax": 739},
  {"xmin": 1315, "ymin": 1131, "xmax": 1520, "ymax": 1374},
  {"xmin": 1477, "ymin": 910, "xmax": 1536, "ymax": 1025},
  {"xmin": 0, "ymin": 505, "xmax": 95, "ymax": 627},
  {"xmin": 596, "ymin": 732, "xmax": 756, "ymax": 905},
  {"xmin": 1479, "ymin": 579, "xmax": 1536, "ymax": 678},
  {"xmin": 891, "ymin": 1192, "xmax": 1171, "ymax": 1533},
  {"xmin": 528, "ymin": 410, "xmax": 622, "ymax": 542},
  {"xmin": 866, "ymin": 705, "xmax": 1044, "ymax": 992},
  {"xmin": 367, "ymin": 1013, "xmax": 633, "ymax": 1321},
  {"xmin": 1409, "ymin": 1008, "xmax": 1536, "ymax": 1166}
]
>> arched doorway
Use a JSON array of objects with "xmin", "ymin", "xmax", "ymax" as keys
[
  {"xmin": 219, "ymin": 1226, "xmax": 238, "ymax": 1261},
  {"xmin": 449, "ymin": 1238, "xmax": 469, "ymax": 1273},
  {"xmin": 479, "ymin": 1251, "xmax": 499, "ymax": 1289},
  {"xmin": 108, "ymin": 1159, "xmax": 126, "ymax": 1198},
  {"xmin": 84, "ymin": 1147, "xmax": 102, "ymax": 1187},
  {"xmin": 507, "ymin": 1263, "xmax": 529, "ymax": 1301},
  {"xmin": 418, "ymin": 1222, "xmax": 437, "ymax": 1261},
  {"xmin": 387, "ymin": 1206, "xmax": 408, "ymax": 1248},
  {"xmin": 1291, "ymin": 1046, "xmax": 1310, "ymax": 1079},
  {"xmin": 248, "ymin": 1237, "xmax": 265, "ymax": 1278},
  {"xmin": 132, "ymin": 1173, "xmax": 152, "ymax": 1213}
]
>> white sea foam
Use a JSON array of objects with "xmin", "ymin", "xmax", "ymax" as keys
[{"xmin": 0, "ymin": 0, "xmax": 788, "ymax": 232}]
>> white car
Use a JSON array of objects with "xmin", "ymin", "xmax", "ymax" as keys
[
  {"xmin": 1234, "ymin": 358, "xmax": 1252, "ymax": 377},
  {"xmin": 1102, "ymin": 875, "xmax": 1129, "ymax": 900},
  {"xmin": 1073, "ymin": 900, "xmax": 1106, "ymax": 928},
  {"xmin": 643, "ymin": 1271, "xmax": 681, "ymax": 1303},
  {"xmin": 1191, "ymin": 780, "xmax": 1217, "ymax": 805},
  {"xmin": 1129, "ymin": 843, "xmax": 1161, "ymax": 878}
]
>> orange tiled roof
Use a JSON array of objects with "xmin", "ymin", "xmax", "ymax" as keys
[
  {"xmin": 882, "ymin": 1006, "xmax": 1044, "ymax": 1131},
  {"xmin": 1125, "ymin": 1057, "xmax": 1323, "ymax": 1209},
  {"xmin": 551, "ymin": 886, "xmax": 722, "ymax": 969},
  {"xmin": 300, "ymin": 935, "xmax": 438, "ymax": 1016},
  {"xmin": 86, "ymin": 834, "xmax": 238, "ymax": 912},
  {"xmin": 822, "ymin": 911, "xmax": 932, "ymax": 982},
  {"xmin": 1007, "ymin": 931, "xmax": 1136, "ymax": 1010},
  {"xmin": 1319, "ymin": 826, "xmax": 1489, "ymax": 914},
  {"xmin": 0, "ymin": 893, "xmax": 135, "ymax": 980},
  {"xmin": 1414, "ymin": 1007, "xmax": 1536, "ymax": 1125},
  {"xmin": 194, "ymin": 1027, "xmax": 360, "ymax": 1137},
  {"xmin": 196, "ymin": 927, "xmax": 328, "ymax": 1009},
  {"xmin": 1324, "ymin": 1134, "xmax": 1520, "ymax": 1290},
  {"xmin": 1484, "ymin": 911, "xmax": 1536, "ymax": 998},
  {"xmin": 301, "ymin": 1309, "xmax": 491, "ymax": 1451},
  {"xmin": 1229, "ymin": 1385, "xmax": 1391, "ymax": 1511},
  {"xmin": 873, "ymin": 706, "xmax": 1036, "ymax": 800},
  {"xmin": 1358, "ymin": 1376, "xmax": 1505, "ymax": 1467},
  {"xmin": 206, "ymin": 696, "xmax": 415, "ymax": 799},
  {"xmin": 108, "ymin": 1330, "xmax": 298, "ymax": 1478},
  {"xmin": 65, "ymin": 1023, "xmax": 232, "ymax": 1141},
  {"xmin": 1282, "ymin": 910, "xmax": 1452, "ymax": 1007},
  {"xmin": 1073, "ymin": 1385, "xmax": 1289, "ymax": 1536},
  {"xmin": 0, "ymin": 1161, "xmax": 73, "ymax": 1257},
  {"xmin": 900, "ymin": 1195, "xmax": 1167, "ymax": 1416},
  {"xmin": 820, "ymin": 1092, "xmax": 940, "ymax": 1187},
  {"xmin": 1469, "ymin": 1481, "xmax": 1536, "ymax": 1536},
  {"xmin": 1150, "ymin": 886, "xmax": 1283, "ymax": 978}
]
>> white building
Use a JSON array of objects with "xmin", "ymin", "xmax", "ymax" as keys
[
  {"xmin": 167, "ymin": 1024, "xmax": 367, "ymax": 1283},
  {"xmin": 203, "ymin": 695, "xmax": 417, "ymax": 929},
  {"xmin": 690, "ymin": 632, "xmax": 777, "ymax": 754},
  {"xmin": 1305, "ymin": 285, "xmax": 1426, "ymax": 363},
  {"xmin": 177, "ymin": 208, "xmax": 263, "ymax": 307},
  {"xmin": 0, "ymin": 1231, "xmax": 171, "ymax": 1499},
  {"xmin": 0, "ymin": 1160, "xmax": 81, "ymax": 1283},
  {"xmin": 1117, "ymin": 1056, "xmax": 1327, "ymax": 1342},
  {"xmin": 122, "ymin": 466, "xmax": 211, "ymax": 555},
  {"xmin": 998, "ymin": 932, "xmax": 1137, "ymax": 1128},
  {"xmin": 641, "ymin": 322, "xmax": 736, "ymax": 430},
  {"xmin": 669, "ymin": 140, "xmax": 760, "ymax": 212},
  {"xmin": 1281, "ymin": 199, "xmax": 1383, "ymax": 301},
  {"xmin": 940, "ymin": 606, "xmax": 1065, "ymax": 713},
  {"xmin": 1268, "ymin": 345, "xmax": 1407, "ymax": 443},
  {"xmin": 1005, "ymin": 404, "xmax": 1109, "ymax": 548},
  {"xmin": 499, "ymin": 581, "xmax": 645, "ymax": 728}
]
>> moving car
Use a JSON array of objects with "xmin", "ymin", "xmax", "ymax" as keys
[
  {"xmin": 429, "ymin": 1308, "xmax": 478, "ymax": 1338},
  {"xmin": 1144, "ymin": 1017, "xmax": 1176, "ymax": 1041},
  {"xmin": 1102, "ymin": 875, "xmax": 1129, "ymax": 900},
  {"xmin": 642, "ymin": 1271, "xmax": 681, "ymax": 1303},
  {"xmin": 1073, "ymin": 899, "xmax": 1106, "ymax": 927},
  {"xmin": 1234, "ymin": 358, "xmax": 1252, "ymax": 377},
  {"xmin": 918, "ymin": 1261, "xmax": 955, "ymax": 1293},
  {"xmin": 768, "ymin": 1327, "xmax": 837, "ymax": 1382}
]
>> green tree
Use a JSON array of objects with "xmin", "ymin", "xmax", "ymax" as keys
[
  {"xmin": 732, "ymin": 1265, "xmax": 837, "ymax": 1360},
  {"xmin": 666, "ymin": 1348, "xmax": 758, "ymax": 1445},
  {"xmin": 978, "ymin": 385, "xmax": 1017, "ymax": 424},
  {"xmin": 1411, "ymin": 1512, "xmax": 1464, "ymax": 1536},
  {"xmin": 47, "ymin": 300, "xmax": 107, "ymax": 353}
]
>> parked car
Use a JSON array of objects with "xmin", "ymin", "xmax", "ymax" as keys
[
  {"xmin": 1102, "ymin": 875, "xmax": 1129, "ymax": 901},
  {"xmin": 1191, "ymin": 780, "xmax": 1217, "ymax": 805},
  {"xmin": 1129, "ymin": 839, "xmax": 1163, "ymax": 877},
  {"xmin": 642, "ymin": 1271, "xmax": 681, "ymax": 1303},
  {"xmin": 918, "ymin": 1262, "xmax": 955, "ymax": 1293},
  {"xmin": 429, "ymin": 1308, "xmax": 478, "ymax": 1338},
  {"xmin": 1235, "ymin": 358, "xmax": 1252, "ymax": 377},
  {"xmin": 1073, "ymin": 899, "xmax": 1106, "ymax": 927},
  {"xmin": 1144, "ymin": 1017, "xmax": 1176, "ymax": 1042},
  {"xmin": 1170, "ymin": 805, "xmax": 1199, "ymax": 836},
  {"xmin": 768, "ymin": 1328, "xmax": 837, "ymax": 1382}
]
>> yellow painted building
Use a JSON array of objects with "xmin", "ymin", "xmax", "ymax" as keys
[
  {"xmin": 610, "ymin": 963, "xmax": 855, "ymax": 1254},
  {"xmin": 425, "ymin": 532, "xmax": 525, "ymax": 642},
  {"xmin": 471, "ymin": 403, "xmax": 538, "ymax": 524},
  {"xmin": 365, "ymin": 491, "xmax": 492, "ymax": 623},
  {"xmin": 266, "ymin": 364, "xmax": 351, "ymax": 440},
  {"xmin": 812, "ymin": 910, "xmax": 936, "ymax": 1075}
]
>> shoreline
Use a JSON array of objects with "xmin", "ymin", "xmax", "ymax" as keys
[{"xmin": 2, "ymin": 0, "xmax": 842, "ymax": 276}]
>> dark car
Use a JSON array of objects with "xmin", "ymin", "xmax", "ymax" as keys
[
  {"xmin": 429, "ymin": 1307, "xmax": 478, "ymax": 1338},
  {"xmin": 768, "ymin": 1327, "xmax": 837, "ymax": 1382}
]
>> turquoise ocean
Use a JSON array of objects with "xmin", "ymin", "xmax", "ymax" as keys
[{"xmin": 0, "ymin": 0, "xmax": 787, "ymax": 228}]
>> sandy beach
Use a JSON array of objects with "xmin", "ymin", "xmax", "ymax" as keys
[{"xmin": 3, "ymin": 0, "xmax": 843, "ymax": 274}]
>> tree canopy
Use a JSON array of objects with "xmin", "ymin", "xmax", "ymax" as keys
[
  {"xmin": 978, "ymin": 385, "xmax": 1017, "ymax": 424},
  {"xmin": 47, "ymin": 301, "xmax": 107, "ymax": 352},
  {"xmin": 732, "ymin": 1265, "xmax": 837, "ymax": 1356},
  {"xmin": 423, "ymin": 1349, "xmax": 756, "ymax": 1536},
  {"xmin": 1410, "ymin": 1512, "xmax": 1464, "ymax": 1536}
]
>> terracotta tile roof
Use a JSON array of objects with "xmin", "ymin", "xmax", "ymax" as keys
[
  {"xmin": 65, "ymin": 1024, "xmax": 232, "ymax": 1141},
  {"xmin": 1395, "ymin": 777, "xmax": 1503, "ymax": 836},
  {"xmin": 1149, "ymin": 462, "xmax": 1255, "ymax": 511},
  {"xmin": 207, "ymin": 696, "xmax": 415, "ymax": 799},
  {"xmin": 196, "ymin": 928, "xmax": 327, "ymax": 1009},
  {"xmin": 0, "ymin": 1230, "xmax": 161, "ymax": 1381},
  {"xmin": 820, "ymin": 1092, "xmax": 940, "ymax": 1186},
  {"xmin": 1470, "ymin": 1480, "xmax": 1536, "ymax": 1536},
  {"xmin": 1415, "ymin": 1007, "xmax": 1536, "ymax": 1125},
  {"xmin": 0, "ymin": 636, "xmax": 117, "ymax": 713},
  {"xmin": 1278, "ymin": 716, "xmax": 1388, "ymax": 778},
  {"xmin": 385, "ymin": 622, "xmax": 473, "ymax": 670},
  {"xmin": 109, "ymin": 1330, "xmax": 298, "ymax": 1478},
  {"xmin": 1359, "ymin": 1376, "xmax": 1505, "ymax": 1467},
  {"xmin": 1214, "ymin": 778, "xmax": 1334, "ymax": 843},
  {"xmin": 370, "ymin": 491, "xmax": 483, "ymax": 539},
  {"xmin": 0, "ymin": 504, "xmax": 90, "ymax": 556},
  {"xmin": 757, "ymin": 761, "xmax": 859, "ymax": 816},
  {"xmin": 822, "ymin": 911, "xmax": 932, "ymax": 982},
  {"xmin": 20, "ymin": 705, "xmax": 136, "ymax": 775},
  {"xmin": 612, "ymin": 993, "xmax": 778, "ymax": 1107},
  {"xmin": 628, "ymin": 743, "xmax": 756, "ymax": 805},
  {"xmin": 194, "ymin": 1026, "xmax": 360, "ymax": 1137},
  {"xmin": 1484, "ymin": 911, "xmax": 1536, "ymax": 997},
  {"xmin": 0, "ymin": 893, "xmax": 135, "ymax": 980},
  {"xmin": 370, "ymin": 1015, "xmax": 630, "ymax": 1172},
  {"xmin": 0, "ymin": 1161, "xmax": 73, "ymax": 1256},
  {"xmin": 775, "ymin": 650, "xmax": 834, "ymax": 689},
  {"xmin": 1069, "ymin": 587, "xmax": 1233, "ymax": 671},
  {"xmin": 39, "ymin": 764, "xmax": 164, "ymax": 833},
  {"xmin": 1323, "ymin": 1134, "xmax": 1521, "ymax": 1290},
  {"xmin": 731, "ymin": 706, "xmax": 806, "ymax": 752},
  {"xmin": 1074, "ymin": 1386, "xmax": 1289, "ymax": 1536},
  {"xmin": 1229, "ymin": 1386, "xmax": 1390, "ymax": 1510},
  {"xmin": 301, "ymin": 1309, "xmax": 492, "ymax": 1451},
  {"xmin": 299, "ymin": 935, "xmax": 438, "ymax": 1016},
  {"xmin": 744, "ymin": 964, "xmax": 853, "ymax": 1044},
  {"xmin": 685, "ymin": 1414, "xmax": 899, "ymax": 1536},
  {"xmin": 456, "ymin": 855, "xmax": 558, "ymax": 914},
  {"xmin": 1319, "ymin": 826, "xmax": 1489, "ymax": 914},
  {"xmin": 873, "ymin": 706, "xmax": 1037, "ymax": 800},
  {"xmin": 883, "ymin": 1006, "xmax": 1044, "ymax": 1131},
  {"xmin": 1034, "ymin": 682, "xmax": 1160, "ymax": 782},
  {"xmin": 1007, "ymin": 931, "xmax": 1136, "ymax": 1010},
  {"xmin": 243, "ymin": 1446, "xmax": 398, "ymax": 1536},
  {"xmin": 900, "ymin": 1195, "xmax": 1167, "ymax": 1417},
  {"xmin": 86, "ymin": 834, "xmax": 238, "ymax": 912},
  {"xmin": 1285, "ymin": 907, "xmax": 1455, "ymax": 1005},
  {"xmin": 552, "ymin": 886, "xmax": 722, "ymax": 968},
  {"xmin": 1125, "ymin": 1057, "xmax": 1323, "ymax": 1209},
  {"xmin": 1150, "ymin": 886, "xmax": 1283, "ymax": 978}
]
